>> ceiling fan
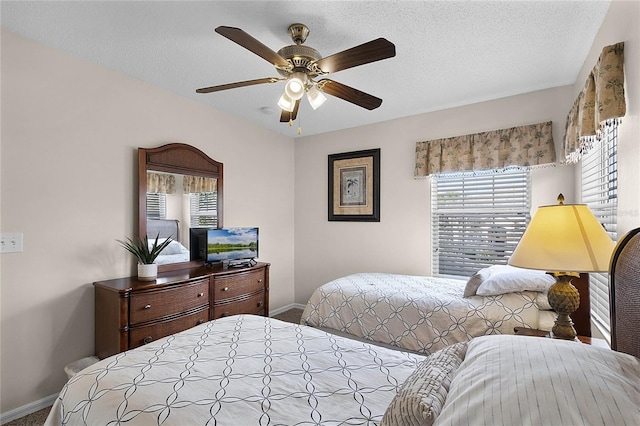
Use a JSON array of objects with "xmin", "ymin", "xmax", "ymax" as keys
[{"xmin": 196, "ymin": 24, "xmax": 396, "ymax": 125}]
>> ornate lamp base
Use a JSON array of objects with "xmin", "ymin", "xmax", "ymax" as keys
[{"xmin": 547, "ymin": 274, "xmax": 581, "ymax": 340}]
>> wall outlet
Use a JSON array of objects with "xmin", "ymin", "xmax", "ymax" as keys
[{"xmin": 1, "ymin": 233, "xmax": 23, "ymax": 253}]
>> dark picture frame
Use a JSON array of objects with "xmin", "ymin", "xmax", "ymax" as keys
[{"xmin": 328, "ymin": 148, "xmax": 380, "ymax": 222}]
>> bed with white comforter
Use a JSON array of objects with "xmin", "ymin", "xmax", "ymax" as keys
[
  {"xmin": 45, "ymin": 227, "xmax": 640, "ymax": 425},
  {"xmin": 45, "ymin": 314, "xmax": 639, "ymax": 426},
  {"xmin": 301, "ymin": 271, "xmax": 556, "ymax": 355},
  {"xmin": 46, "ymin": 315, "xmax": 424, "ymax": 425}
]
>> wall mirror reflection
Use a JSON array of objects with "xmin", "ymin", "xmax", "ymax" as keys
[{"xmin": 139, "ymin": 143, "xmax": 223, "ymax": 272}]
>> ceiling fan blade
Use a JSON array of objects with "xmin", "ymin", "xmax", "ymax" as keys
[
  {"xmin": 280, "ymin": 99, "xmax": 300, "ymax": 122},
  {"xmin": 215, "ymin": 26, "xmax": 291, "ymax": 69},
  {"xmin": 316, "ymin": 79, "xmax": 383, "ymax": 110},
  {"xmin": 313, "ymin": 38, "xmax": 396, "ymax": 74},
  {"xmin": 196, "ymin": 77, "xmax": 282, "ymax": 94}
]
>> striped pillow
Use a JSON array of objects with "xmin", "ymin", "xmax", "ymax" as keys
[{"xmin": 381, "ymin": 342, "xmax": 467, "ymax": 426}]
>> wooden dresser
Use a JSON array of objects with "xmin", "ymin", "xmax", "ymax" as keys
[{"xmin": 94, "ymin": 262, "xmax": 269, "ymax": 359}]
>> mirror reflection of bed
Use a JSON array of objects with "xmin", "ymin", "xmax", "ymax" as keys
[{"xmin": 146, "ymin": 218, "xmax": 190, "ymax": 264}]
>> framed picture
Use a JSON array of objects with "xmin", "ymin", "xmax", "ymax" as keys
[{"xmin": 328, "ymin": 148, "xmax": 380, "ymax": 222}]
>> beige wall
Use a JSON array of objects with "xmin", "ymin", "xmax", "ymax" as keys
[
  {"xmin": 2, "ymin": 0, "xmax": 639, "ymax": 417},
  {"xmin": 0, "ymin": 31, "xmax": 295, "ymax": 413},
  {"xmin": 293, "ymin": 86, "xmax": 576, "ymax": 305}
]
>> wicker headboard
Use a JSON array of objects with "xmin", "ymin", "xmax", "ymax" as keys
[
  {"xmin": 609, "ymin": 226, "xmax": 640, "ymax": 358},
  {"xmin": 147, "ymin": 219, "xmax": 180, "ymax": 242}
]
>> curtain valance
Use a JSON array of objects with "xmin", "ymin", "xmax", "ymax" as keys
[
  {"xmin": 562, "ymin": 42, "xmax": 625, "ymax": 164},
  {"xmin": 414, "ymin": 121, "xmax": 555, "ymax": 177},
  {"xmin": 183, "ymin": 175, "xmax": 217, "ymax": 193},
  {"xmin": 147, "ymin": 172, "xmax": 175, "ymax": 194}
]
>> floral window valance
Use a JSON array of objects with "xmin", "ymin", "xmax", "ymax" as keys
[
  {"xmin": 183, "ymin": 175, "xmax": 217, "ymax": 193},
  {"xmin": 562, "ymin": 42, "xmax": 625, "ymax": 164},
  {"xmin": 147, "ymin": 172, "xmax": 175, "ymax": 194},
  {"xmin": 414, "ymin": 121, "xmax": 555, "ymax": 177}
]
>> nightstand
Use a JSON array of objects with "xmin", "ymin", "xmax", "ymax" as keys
[{"xmin": 513, "ymin": 327, "xmax": 610, "ymax": 349}]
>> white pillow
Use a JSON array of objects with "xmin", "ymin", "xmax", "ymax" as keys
[
  {"xmin": 381, "ymin": 342, "xmax": 468, "ymax": 426},
  {"xmin": 158, "ymin": 240, "xmax": 188, "ymax": 255},
  {"xmin": 437, "ymin": 335, "xmax": 640, "ymax": 426},
  {"xmin": 465, "ymin": 264, "xmax": 555, "ymax": 297}
]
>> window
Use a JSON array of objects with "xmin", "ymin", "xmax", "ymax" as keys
[
  {"xmin": 432, "ymin": 170, "xmax": 531, "ymax": 277},
  {"xmin": 146, "ymin": 193, "xmax": 166, "ymax": 220},
  {"xmin": 190, "ymin": 192, "xmax": 218, "ymax": 228},
  {"xmin": 581, "ymin": 124, "xmax": 618, "ymax": 336}
]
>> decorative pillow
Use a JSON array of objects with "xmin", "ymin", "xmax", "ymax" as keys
[
  {"xmin": 476, "ymin": 265, "xmax": 555, "ymax": 296},
  {"xmin": 381, "ymin": 342, "xmax": 468, "ymax": 426}
]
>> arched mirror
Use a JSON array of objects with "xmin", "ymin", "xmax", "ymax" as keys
[{"xmin": 138, "ymin": 143, "xmax": 223, "ymax": 272}]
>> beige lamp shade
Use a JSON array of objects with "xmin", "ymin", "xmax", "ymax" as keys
[{"xmin": 509, "ymin": 204, "xmax": 615, "ymax": 273}]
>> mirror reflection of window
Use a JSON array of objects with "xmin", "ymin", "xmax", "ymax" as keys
[
  {"xmin": 190, "ymin": 192, "xmax": 218, "ymax": 228},
  {"xmin": 147, "ymin": 172, "xmax": 176, "ymax": 193},
  {"xmin": 146, "ymin": 172, "xmax": 176, "ymax": 221},
  {"xmin": 146, "ymin": 193, "xmax": 166, "ymax": 219},
  {"xmin": 183, "ymin": 175, "xmax": 218, "ymax": 229}
]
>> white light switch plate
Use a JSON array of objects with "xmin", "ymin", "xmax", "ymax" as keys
[{"xmin": 1, "ymin": 233, "xmax": 23, "ymax": 253}]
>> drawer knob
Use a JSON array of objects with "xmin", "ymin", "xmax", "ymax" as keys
[
  {"xmin": 222, "ymin": 287, "xmax": 229, "ymax": 292},
  {"xmin": 197, "ymin": 292, "xmax": 204, "ymax": 297},
  {"xmin": 197, "ymin": 319, "xmax": 205, "ymax": 325},
  {"xmin": 257, "ymin": 301, "xmax": 264, "ymax": 308},
  {"xmin": 143, "ymin": 336, "xmax": 153, "ymax": 344},
  {"xmin": 144, "ymin": 304, "xmax": 151, "ymax": 310},
  {"xmin": 221, "ymin": 312, "xmax": 230, "ymax": 318},
  {"xmin": 258, "ymin": 279, "xmax": 263, "ymax": 283}
]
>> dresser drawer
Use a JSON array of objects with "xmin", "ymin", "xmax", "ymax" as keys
[
  {"xmin": 213, "ymin": 291, "xmax": 266, "ymax": 319},
  {"xmin": 129, "ymin": 308, "xmax": 209, "ymax": 349},
  {"xmin": 130, "ymin": 279, "xmax": 209, "ymax": 325},
  {"xmin": 213, "ymin": 270, "xmax": 265, "ymax": 301}
]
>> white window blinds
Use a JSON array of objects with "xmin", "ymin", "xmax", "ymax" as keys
[
  {"xmin": 190, "ymin": 192, "xmax": 218, "ymax": 228},
  {"xmin": 581, "ymin": 124, "xmax": 618, "ymax": 335},
  {"xmin": 432, "ymin": 170, "xmax": 531, "ymax": 277},
  {"xmin": 146, "ymin": 193, "xmax": 166, "ymax": 220}
]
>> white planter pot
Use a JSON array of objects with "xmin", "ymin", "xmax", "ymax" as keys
[{"xmin": 138, "ymin": 263, "xmax": 158, "ymax": 281}]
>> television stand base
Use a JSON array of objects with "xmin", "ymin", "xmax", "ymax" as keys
[{"xmin": 227, "ymin": 259, "xmax": 257, "ymax": 268}]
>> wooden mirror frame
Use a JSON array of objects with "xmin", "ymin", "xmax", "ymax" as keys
[{"xmin": 139, "ymin": 143, "xmax": 223, "ymax": 272}]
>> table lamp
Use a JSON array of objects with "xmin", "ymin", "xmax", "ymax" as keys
[{"xmin": 509, "ymin": 194, "xmax": 615, "ymax": 340}]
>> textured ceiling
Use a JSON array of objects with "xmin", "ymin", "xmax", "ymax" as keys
[{"xmin": 1, "ymin": 1, "xmax": 611, "ymax": 138}]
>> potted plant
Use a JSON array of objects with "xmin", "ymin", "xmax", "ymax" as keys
[{"xmin": 117, "ymin": 234, "xmax": 173, "ymax": 281}]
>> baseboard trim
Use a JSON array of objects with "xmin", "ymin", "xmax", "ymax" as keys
[
  {"xmin": 0, "ymin": 393, "xmax": 57, "ymax": 425},
  {"xmin": 269, "ymin": 303, "xmax": 306, "ymax": 317}
]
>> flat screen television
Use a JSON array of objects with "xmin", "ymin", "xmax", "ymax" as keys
[{"xmin": 206, "ymin": 227, "xmax": 259, "ymax": 264}]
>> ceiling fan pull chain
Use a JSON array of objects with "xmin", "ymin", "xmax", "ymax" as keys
[{"xmin": 298, "ymin": 116, "xmax": 302, "ymax": 135}]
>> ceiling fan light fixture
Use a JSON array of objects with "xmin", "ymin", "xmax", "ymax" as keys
[
  {"xmin": 306, "ymin": 85, "xmax": 327, "ymax": 110},
  {"xmin": 285, "ymin": 72, "xmax": 307, "ymax": 100},
  {"xmin": 277, "ymin": 93, "xmax": 296, "ymax": 112}
]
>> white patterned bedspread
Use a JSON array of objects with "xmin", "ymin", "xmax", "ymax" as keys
[
  {"xmin": 45, "ymin": 315, "xmax": 425, "ymax": 426},
  {"xmin": 301, "ymin": 273, "xmax": 544, "ymax": 355}
]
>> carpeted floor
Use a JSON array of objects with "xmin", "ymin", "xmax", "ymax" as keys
[
  {"xmin": 3, "ymin": 407, "xmax": 50, "ymax": 426},
  {"xmin": 5, "ymin": 308, "xmax": 304, "ymax": 426},
  {"xmin": 272, "ymin": 307, "xmax": 303, "ymax": 324}
]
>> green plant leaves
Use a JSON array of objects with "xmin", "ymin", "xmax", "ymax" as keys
[{"xmin": 116, "ymin": 233, "xmax": 173, "ymax": 264}]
